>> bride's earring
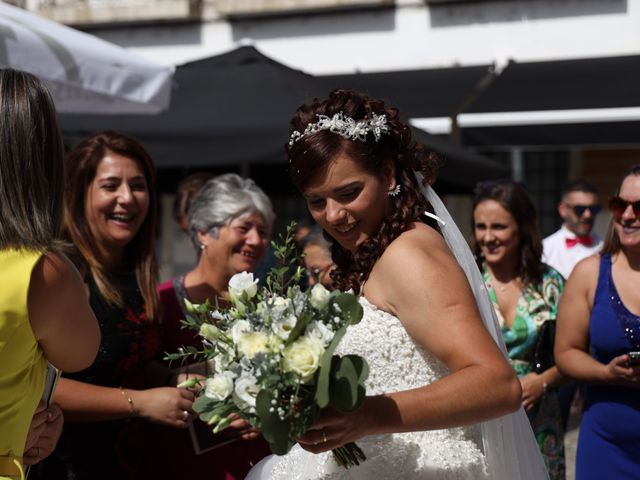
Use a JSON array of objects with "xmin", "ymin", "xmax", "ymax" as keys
[{"xmin": 388, "ymin": 184, "xmax": 401, "ymax": 197}]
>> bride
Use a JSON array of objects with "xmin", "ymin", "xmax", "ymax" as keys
[{"xmin": 248, "ymin": 89, "xmax": 548, "ymax": 479}]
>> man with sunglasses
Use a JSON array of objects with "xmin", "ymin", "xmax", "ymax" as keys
[{"xmin": 543, "ymin": 180, "xmax": 603, "ymax": 280}]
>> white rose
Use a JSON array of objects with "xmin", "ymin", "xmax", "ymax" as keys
[
  {"xmin": 199, "ymin": 323, "xmax": 220, "ymax": 342},
  {"xmin": 228, "ymin": 272, "xmax": 259, "ymax": 304},
  {"xmin": 305, "ymin": 321, "xmax": 334, "ymax": 347},
  {"xmin": 237, "ymin": 331, "xmax": 270, "ymax": 359},
  {"xmin": 230, "ymin": 319, "xmax": 252, "ymax": 343},
  {"xmin": 204, "ymin": 372, "xmax": 234, "ymax": 401},
  {"xmin": 232, "ymin": 372, "xmax": 260, "ymax": 410},
  {"xmin": 282, "ymin": 337, "xmax": 325, "ymax": 381},
  {"xmin": 310, "ymin": 283, "xmax": 331, "ymax": 310}
]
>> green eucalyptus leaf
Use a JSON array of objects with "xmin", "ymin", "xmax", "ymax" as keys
[
  {"xmin": 284, "ymin": 310, "xmax": 314, "ymax": 346},
  {"xmin": 192, "ymin": 395, "xmax": 217, "ymax": 415},
  {"xmin": 314, "ymin": 326, "xmax": 348, "ymax": 408},
  {"xmin": 256, "ymin": 390, "xmax": 293, "ymax": 455},
  {"xmin": 200, "ymin": 403, "xmax": 233, "ymax": 423},
  {"xmin": 331, "ymin": 360, "xmax": 358, "ymax": 411},
  {"xmin": 333, "ymin": 293, "xmax": 364, "ymax": 325},
  {"xmin": 352, "ymin": 385, "xmax": 367, "ymax": 410},
  {"xmin": 342, "ymin": 355, "xmax": 369, "ymax": 385}
]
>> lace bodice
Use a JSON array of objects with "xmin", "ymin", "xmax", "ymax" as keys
[
  {"xmin": 268, "ymin": 298, "xmax": 488, "ymax": 480},
  {"xmin": 335, "ymin": 297, "xmax": 450, "ymax": 393}
]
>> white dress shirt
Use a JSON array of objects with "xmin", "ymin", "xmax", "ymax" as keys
[{"xmin": 542, "ymin": 225, "xmax": 603, "ymax": 279}]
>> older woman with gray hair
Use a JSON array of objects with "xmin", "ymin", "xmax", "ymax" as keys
[{"xmin": 141, "ymin": 173, "xmax": 273, "ymax": 480}]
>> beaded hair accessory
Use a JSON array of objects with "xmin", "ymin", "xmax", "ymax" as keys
[{"xmin": 288, "ymin": 112, "xmax": 390, "ymax": 147}]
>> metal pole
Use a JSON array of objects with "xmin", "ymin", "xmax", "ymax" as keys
[{"xmin": 510, "ymin": 147, "xmax": 524, "ymax": 182}]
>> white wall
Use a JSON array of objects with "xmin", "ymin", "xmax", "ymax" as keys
[{"xmin": 88, "ymin": 0, "xmax": 640, "ymax": 74}]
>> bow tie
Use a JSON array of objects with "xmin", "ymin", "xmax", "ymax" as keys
[{"xmin": 566, "ymin": 236, "xmax": 593, "ymax": 248}]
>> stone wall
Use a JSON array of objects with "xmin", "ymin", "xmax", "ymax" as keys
[
  {"xmin": 25, "ymin": 0, "xmax": 393, "ymax": 25},
  {"xmin": 214, "ymin": 0, "xmax": 392, "ymax": 17}
]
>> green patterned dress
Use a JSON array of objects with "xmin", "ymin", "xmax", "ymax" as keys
[{"xmin": 483, "ymin": 264, "xmax": 566, "ymax": 480}]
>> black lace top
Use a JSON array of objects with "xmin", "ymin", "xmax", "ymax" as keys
[
  {"xmin": 34, "ymin": 271, "xmax": 161, "ymax": 480},
  {"xmin": 66, "ymin": 271, "xmax": 161, "ymax": 388}
]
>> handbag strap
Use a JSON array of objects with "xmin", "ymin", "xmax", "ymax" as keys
[{"xmin": 0, "ymin": 455, "xmax": 25, "ymax": 480}]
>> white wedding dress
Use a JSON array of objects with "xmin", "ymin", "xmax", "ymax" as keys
[
  {"xmin": 247, "ymin": 180, "xmax": 548, "ymax": 480},
  {"xmin": 247, "ymin": 297, "xmax": 490, "ymax": 480}
]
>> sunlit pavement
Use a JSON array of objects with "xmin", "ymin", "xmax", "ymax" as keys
[{"xmin": 564, "ymin": 404, "xmax": 582, "ymax": 480}]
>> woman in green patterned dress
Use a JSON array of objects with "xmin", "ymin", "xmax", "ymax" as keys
[{"xmin": 472, "ymin": 180, "xmax": 567, "ymax": 480}]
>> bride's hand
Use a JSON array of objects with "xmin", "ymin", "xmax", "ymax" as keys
[{"xmin": 297, "ymin": 405, "xmax": 371, "ymax": 454}]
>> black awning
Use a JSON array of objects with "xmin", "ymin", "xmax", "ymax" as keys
[
  {"xmin": 318, "ymin": 64, "xmax": 493, "ymax": 118},
  {"xmin": 61, "ymin": 49, "xmax": 502, "ymax": 188},
  {"xmin": 461, "ymin": 121, "xmax": 640, "ymax": 149},
  {"xmin": 317, "ymin": 67, "xmax": 508, "ymax": 187},
  {"xmin": 460, "ymin": 55, "xmax": 640, "ymax": 147},
  {"xmin": 466, "ymin": 55, "xmax": 640, "ymax": 113},
  {"xmin": 411, "ymin": 128, "xmax": 509, "ymax": 189},
  {"xmin": 61, "ymin": 46, "xmax": 321, "ymax": 167}
]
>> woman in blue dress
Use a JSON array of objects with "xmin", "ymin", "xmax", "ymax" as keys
[{"xmin": 556, "ymin": 164, "xmax": 640, "ymax": 479}]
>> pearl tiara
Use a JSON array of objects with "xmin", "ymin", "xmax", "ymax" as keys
[{"xmin": 288, "ymin": 112, "xmax": 390, "ymax": 147}]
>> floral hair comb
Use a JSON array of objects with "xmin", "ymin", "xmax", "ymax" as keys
[{"xmin": 288, "ymin": 112, "xmax": 390, "ymax": 147}]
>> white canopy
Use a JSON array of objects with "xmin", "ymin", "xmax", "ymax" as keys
[{"xmin": 0, "ymin": 2, "xmax": 174, "ymax": 114}]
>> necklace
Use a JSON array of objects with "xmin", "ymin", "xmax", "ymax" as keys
[{"xmin": 493, "ymin": 276, "xmax": 519, "ymax": 293}]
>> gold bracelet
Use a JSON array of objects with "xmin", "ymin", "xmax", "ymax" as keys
[{"xmin": 119, "ymin": 387, "xmax": 135, "ymax": 417}]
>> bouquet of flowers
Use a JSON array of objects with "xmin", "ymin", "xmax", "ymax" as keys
[{"xmin": 166, "ymin": 225, "xmax": 368, "ymax": 467}]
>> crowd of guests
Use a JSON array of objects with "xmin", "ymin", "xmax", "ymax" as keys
[{"xmin": 1, "ymin": 68, "xmax": 639, "ymax": 480}]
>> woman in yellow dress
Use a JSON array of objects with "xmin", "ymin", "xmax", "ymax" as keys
[{"xmin": 0, "ymin": 69, "xmax": 100, "ymax": 480}]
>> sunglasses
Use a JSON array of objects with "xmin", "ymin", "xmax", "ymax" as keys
[
  {"xmin": 564, "ymin": 203, "xmax": 601, "ymax": 216},
  {"xmin": 609, "ymin": 196, "xmax": 640, "ymax": 220}
]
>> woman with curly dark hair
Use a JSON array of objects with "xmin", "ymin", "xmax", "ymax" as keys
[
  {"xmin": 472, "ymin": 180, "xmax": 567, "ymax": 480},
  {"xmin": 247, "ymin": 89, "xmax": 548, "ymax": 480}
]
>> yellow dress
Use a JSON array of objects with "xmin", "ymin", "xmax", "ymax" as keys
[{"xmin": 0, "ymin": 250, "xmax": 47, "ymax": 480}]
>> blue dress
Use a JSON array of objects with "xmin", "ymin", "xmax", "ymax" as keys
[{"xmin": 576, "ymin": 254, "xmax": 640, "ymax": 479}]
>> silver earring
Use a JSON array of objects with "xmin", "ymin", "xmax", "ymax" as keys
[
  {"xmin": 388, "ymin": 185, "xmax": 401, "ymax": 197},
  {"xmin": 199, "ymin": 244, "xmax": 206, "ymax": 251}
]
